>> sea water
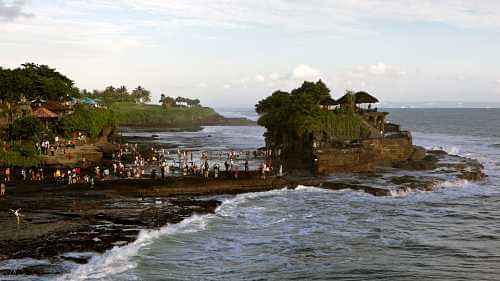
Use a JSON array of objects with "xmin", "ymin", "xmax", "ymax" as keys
[{"xmin": 7, "ymin": 109, "xmax": 500, "ymax": 280}]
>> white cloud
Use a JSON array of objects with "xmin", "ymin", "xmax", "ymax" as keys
[
  {"xmin": 254, "ymin": 74, "xmax": 265, "ymax": 82},
  {"xmin": 347, "ymin": 63, "xmax": 406, "ymax": 78},
  {"xmin": 269, "ymin": 73, "xmax": 281, "ymax": 81},
  {"xmin": 223, "ymin": 84, "xmax": 231, "ymax": 89},
  {"xmin": 197, "ymin": 82, "xmax": 207, "ymax": 88},
  {"xmin": 0, "ymin": 0, "xmax": 31, "ymax": 21},
  {"xmin": 291, "ymin": 65, "xmax": 323, "ymax": 81},
  {"xmin": 497, "ymin": 79, "xmax": 500, "ymax": 85},
  {"xmin": 369, "ymin": 63, "xmax": 388, "ymax": 75},
  {"xmin": 77, "ymin": 0, "xmax": 500, "ymax": 31}
]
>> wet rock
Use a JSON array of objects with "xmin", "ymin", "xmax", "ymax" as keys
[
  {"xmin": 393, "ymin": 157, "xmax": 438, "ymax": 171},
  {"xmin": 410, "ymin": 146, "xmax": 427, "ymax": 161},
  {"xmin": 0, "ymin": 264, "xmax": 66, "ymax": 276},
  {"xmin": 427, "ymin": 150, "xmax": 448, "ymax": 156},
  {"xmin": 389, "ymin": 175, "xmax": 419, "ymax": 185},
  {"xmin": 321, "ymin": 182, "xmax": 391, "ymax": 197}
]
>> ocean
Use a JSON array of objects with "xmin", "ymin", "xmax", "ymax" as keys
[{"xmin": 7, "ymin": 109, "xmax": 500, "ymax": 280}]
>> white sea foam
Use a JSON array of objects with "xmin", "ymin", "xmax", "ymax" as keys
[
  {"xmin": 294, "ymin": 185, "xmax": 330, "ymax": 193},
  {"xmin": 60, "ymin": 185, "xmax": 337, "ymax": 280},
  {"xmin": 57, "ymin": 214, "xmax": 211, "ymax": 281}
]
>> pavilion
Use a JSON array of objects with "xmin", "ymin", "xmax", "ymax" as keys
[{"xmin": 33, "ymin": 107, "xmax": 59, "ymax": 128}]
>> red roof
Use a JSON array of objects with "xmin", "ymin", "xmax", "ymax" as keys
[{"xmin": 33, "ymin": 107, "xmax": 58, "ymax": 119}]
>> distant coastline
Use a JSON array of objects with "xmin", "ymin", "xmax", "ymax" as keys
[{"xmin": 112, "ymin": 102, "xmax": 256, "ymax": 132}]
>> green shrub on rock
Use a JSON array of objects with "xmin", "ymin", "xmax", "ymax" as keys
[{"xmin": 61, "ymin": 107, "xmax": 117, "ymax": 139}]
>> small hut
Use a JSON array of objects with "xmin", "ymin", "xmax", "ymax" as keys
[
  {"xmin": 33, "ymin": 107, "xmax": 58, "ymax": 128},
  {"xmin": 354, "ymin": 91, "xmax": 378, "ymax": 104},
  {"xmin": 337, "ymin": 91, "xmax": 379, "ymax": 111},
  {"xmin": 354, "ymin": 91, "xmax": 378, "ymax": 111}
]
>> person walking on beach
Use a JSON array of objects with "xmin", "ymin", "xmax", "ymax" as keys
[
  {"xmin": 244, "ymin": 160, "xmax": 249, "ymax": 174},
  {"xmin": 224, "ymin": 161, "xmax": 229, "ymax": 172},
  {"xmin": 214, "ymin": 164, "xmax": 220, "ymax": 179}
]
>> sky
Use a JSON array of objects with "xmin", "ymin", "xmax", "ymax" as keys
[{"xmin": 1, "ymin": 0, "xmax": 500, "ymax": 107}]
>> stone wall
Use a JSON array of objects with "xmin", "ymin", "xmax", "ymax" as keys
[{"xmin": 42, "ymin": 145, "xmax": 103, "ymax": 167}]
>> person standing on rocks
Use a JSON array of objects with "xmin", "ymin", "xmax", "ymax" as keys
[
  {"xmin": 4, "ymin": 167, "xmax": 11, "ymax": 182},
  {"xmin": 261, "ymin": 163, "xmax": 266, "ymax": 180},
  {"xmin": 1, "ymin": 182, "xmax": 6, "ymax": 197},
  {"xmin": 214, "ymin": 164, "xmax": 220, "ymax": 179},
  {"xmin": 21, "ymin": 169, "xmax": 26, "ymax": 181},
  {"xmin": 203, "ymin": 160, "xmax": 210, "ymax": 179}
]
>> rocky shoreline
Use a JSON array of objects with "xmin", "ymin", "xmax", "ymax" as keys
[{"xmin": 0, "ymin": 150, "xmax": 486, "ymax": 277}]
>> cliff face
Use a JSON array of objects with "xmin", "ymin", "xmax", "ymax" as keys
[
  {"xmin": 275, "ymin": 130, "xmax": 426, "ymax": 175},
  {"xmin": 315, "ymin": 134, "xmax": 422, "ymax": 174}
]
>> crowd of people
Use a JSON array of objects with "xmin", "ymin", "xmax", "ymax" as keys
[
  {"xmin": 110, "ymin": 144, "xmax": 278, "ymax": 181},
  {"xmin": 0, "ymin": 142, "xmax": 283, "ymax": 195},
  {"xmin": 37, "ymin": 132, "xmax": 87, "ymax": 157}
]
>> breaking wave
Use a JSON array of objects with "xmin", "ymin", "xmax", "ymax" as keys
[{"xmin": 57, "ymin": 214, "xmax": 212, "ymax": 281}]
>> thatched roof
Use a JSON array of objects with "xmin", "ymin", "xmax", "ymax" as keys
[
  {"xmin": 337, "ymin": 92, "xmax": 379, "ymax": 104},
  {"xmin": 354, "ymin": 91, "xmax": 379, "ymax": 104},
  {"xmin": 319, "ymin": 97, "xmax": 338, "ymax": 106},
  {"xmin": 33, "ymin": 107, "xmax": 58, "ymax": 119},
  {"xmin": 337, "ymin": 93, "xmax": 355, "ymax": 105}
]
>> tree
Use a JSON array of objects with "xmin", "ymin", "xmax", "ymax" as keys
[
  {"xmin": 8, "ymin": 116, "xmax": 46, "ymax": 142},
  {"xmin": 0, "ymin": 63, "xmax": 79, "ymax": 102},
  {"xmin": 256, "ymin": 80, "xmax": 371, "ymax": 147},
  {"xmin": 161, "ymin": 95, "xmax": 175, "ymax": 108},
  {"xmin": 131, "ymin": 86, "xmax": 151, "ymax": 104}
]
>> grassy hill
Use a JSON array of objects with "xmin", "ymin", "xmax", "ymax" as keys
[{"xmin": 111, "ymin": 102, "xmax": 254, "ymax": 130}]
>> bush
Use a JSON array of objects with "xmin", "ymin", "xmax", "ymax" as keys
[
  {"xmin": 0, "ymin": 142, "xmax": 42, "ymax": 167},
  {"xmin": 61, "ymin": 107, "xmax": 117, "ymax": 139},
  {"xmin": 8, "ymin": 116, "xmax": 46, "ymax": 141}
]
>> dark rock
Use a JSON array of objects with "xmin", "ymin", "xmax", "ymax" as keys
[
  {"xmin": 389, "ymin": 175, "xmax": 419, "ymax": 185},
  {"xmin": 427, "ymin": 150, "xmax": 448, "ymax": 156},
  {"xmin": 410, "ymin": 146, "xmax": 427, "ymax": 161}
]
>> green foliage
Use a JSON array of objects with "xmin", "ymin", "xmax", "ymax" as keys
[
  {"xmin": 61, "ymin": 107, "xmax": 117, "ymax": 138},
  {"xmin": 0, "ymin": 142, "xmax": 42, "ymax": 167},
  {"xmin": 110, "ymin": 102, "xmax": 220, "ymax": 128},
  {"xmin": 0, "ymin": 63, "xmax": 79, "ymax": 102},
  {"xmin": 84, "ymin": 85, "xmax": 152, "ymax": 105},
  {"xmin": 131, "ymin": 86, "xmax": 151, "ymax": 103},
  {"xmin": 256, "ymin": 80, "xmax": 371, "ymax": 145},
  {"xmin": 308, "ymin": 111, "xmax": 371, "ymax": 141},
  {"xmin": 8, "ymin": 116, "xmax": 46, "ymax": 141}
]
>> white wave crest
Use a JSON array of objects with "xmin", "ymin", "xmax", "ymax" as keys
[
  {"xmin": 57, "ymin": 214, "xmax": 211, "ymax": 281},
  {"xmin": 294, "ymin": 185, "xmax": 329, "ymax": 193}
]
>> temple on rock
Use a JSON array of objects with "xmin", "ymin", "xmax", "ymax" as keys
[{"xmin": 256, "ymin": 81, "xmax": 426, "ymax": 175}]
